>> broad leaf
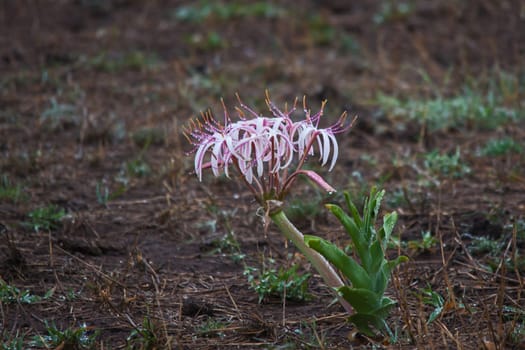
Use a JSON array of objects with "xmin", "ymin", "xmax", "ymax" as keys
[
  {"xmin": 371, "ymin": 267, "xmax": 388, "ymax": 295},
  {"xmin": 305, "ymin": 235, "xmax": 371, "ymax": 290},
  {"xmin": 338, "ymin": 286, "xmax": 381, "ymax": 314},
  {"xmin": 368, "ymin": 240, "xmax": 384, "ymax": 275},
  {"xmin": 346, "ymin": 304, "xmax": 396, "ymax": 337},
  {"xmin": 347, "ymin": 313, "xmax": 383, "ymax": 337}
]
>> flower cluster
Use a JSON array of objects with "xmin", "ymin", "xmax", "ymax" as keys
[{"xmin": 185, "ymin": 92, "xmax": 353, "ymax": 203}]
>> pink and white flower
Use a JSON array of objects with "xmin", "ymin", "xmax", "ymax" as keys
[{"xmin": 185, "ymin": 92, "xmax": 354, "ymax": 203}]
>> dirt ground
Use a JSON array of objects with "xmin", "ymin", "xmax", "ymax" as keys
[{"xmin": 1, "ymin": 1, "xmax": 524, "ymax": 349}]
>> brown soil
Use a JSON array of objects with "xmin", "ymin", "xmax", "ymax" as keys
[{"xmin": 1, "ymin": 1, "xmax": 524, "ymax": 349}]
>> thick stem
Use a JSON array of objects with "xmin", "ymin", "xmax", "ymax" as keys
[{"xmin": 268, "ymin": 204, "xmax": 353, "ymax": 314}]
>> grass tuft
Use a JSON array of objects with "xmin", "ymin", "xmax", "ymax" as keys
[
  {"xmin": 480, "ymin": 137, "xmax": 524, "ymax": 157},
  {"xmin": 25, "ymin": 205, "xmax": 66, "ymax": 232},
  {"xmin": 244, "ymin": 260, "xmax": 311, "ymax": 303},
  {"xmin": 0, "ymin": 175, "xmax": 25, "ymax": 203},
  {"xmin": 376, "ymin": 71, "xmax": 524, "ymax": 132}
]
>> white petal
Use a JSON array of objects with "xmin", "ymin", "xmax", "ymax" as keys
[
  {"xmin": 321, "ymin": 131, "xmax": 330, "ymax": 166},
  {"xmin": 194, "ymin": 140, "xmax": 214, "ymax": 181},
  {"xmin": 328, "ymin": 133, "xmax": 338, "ymax": 171},
  {"xmin": 211, "ymin": 142, "xmax": 223, "ymax": 177}
]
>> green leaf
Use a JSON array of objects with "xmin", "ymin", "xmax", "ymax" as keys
[
  {"xmin": 368, "ymin": 241, "xmax": 384, "ymax": 275},
  {"xmin": 423, "ymin": 288, "xmax": 445, "ymax": 323},
  {"xmin": 338, "ymin": 286, "xmax": 381, "ymax": 314},
  {"xmin": 313, "ymin": 188, "xmax": 408, "ymax": 338},
  {"xmin": 43, "ymin": 287, "xmax": 55, "ymax": 299},
  {"xmin": 385, "ymin": 255, "xmax": 409, "ymax": 276},
  {"xmin": 371, "ymin": 267, "xmax": 388, "ymax": 295},
  {"xmin": 372, "ymin": 189, "xmax": 385, "ymax": 219},
  {"xmin": 344, "ymin": 192, "xmax": 362, "ymax": 227},
  {"xmin": 347, "ymin": 302, "xmax": 395, "ymax": 336},
  {"xmin": 325, "ymin": 204, "xmax": 368, "ymax": 263},
  {"xmin": 305, "ymin": 235, "xmax": 371, "ymax": 289},
  {"xmin": 381, "ymin": 211, "xmax": 398, "ymax": 249},
  {"xmin": 376, "ymin": 296, "xmax": 397, "ymax": 317},
  {"xmin": 428, "ymin": 306, "xmax": 443, "ymax": 323},
  {"xmin": 347, "ymin": 313, "xmax": 381, "ymax": 337},
  {"xmin": 362, "ymin": 196, "xmax": 372, "ymax": 236},
  {"xmin": 346, "ymin": 298, "xmax": 396, "ymax": 337}
]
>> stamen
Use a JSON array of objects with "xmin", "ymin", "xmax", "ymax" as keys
[
  {"xmin": 236, "ymin": 93, "xmax": 260, "ymax": 118},
  {"xmin": 235, "ymin": 106, "xmax": 246, "ymax": 119},
  {"xmin": 182, "ymin": 129, "xmax": 192, "ymax": 144},
  {"xmin": 220, "ymin": 98, "xmax": 231, "ymax": 126}
]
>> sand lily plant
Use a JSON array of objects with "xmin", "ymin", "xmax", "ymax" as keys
[
  {"xmin": 185, "ymin": 92, "xmax": 404, "ymax": 336},
  {"xmin": 305, "ymin": 188, "xmax": 408, "ymax": 336}
]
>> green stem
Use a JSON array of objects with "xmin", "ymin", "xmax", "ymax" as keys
[{"xmin": 268, "ymin": 203, "xmax": 353, "ymax": 314}]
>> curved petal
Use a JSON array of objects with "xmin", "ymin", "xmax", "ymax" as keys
[
  {"xmin": 320, "ymin": 131, "xmax": 331, "ymax": 166},
  {"xmin": 194, "ymin": 139, "xmax": 215, "ymax": 181},
  {"xmin": 210, "ymin": 140, "xmax": 224, "ymax": 177},
  {"xmin": 328, "ymin": 133, "xmax": 339, "ymax": 171}
]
